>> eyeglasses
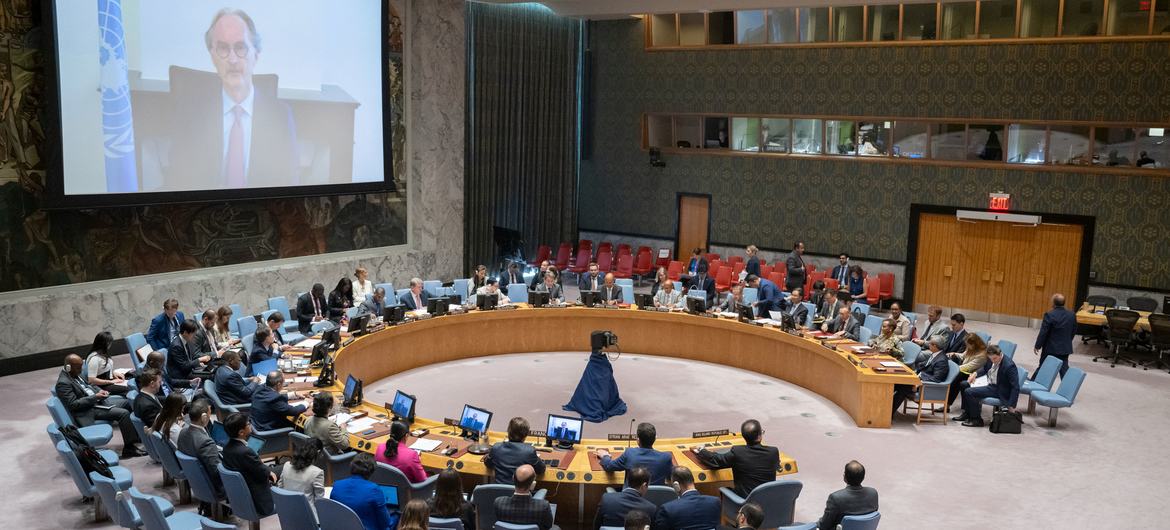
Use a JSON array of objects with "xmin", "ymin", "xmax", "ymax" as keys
[{"xmin": 213, "ymin": 41, "xmax": 251, "ymax": 59}]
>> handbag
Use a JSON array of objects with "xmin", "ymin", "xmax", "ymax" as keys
[{"xmin": 989, "ymin": 406, "xmax": 1023, "ymax": 434}]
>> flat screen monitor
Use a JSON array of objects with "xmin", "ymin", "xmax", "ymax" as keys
[
  {"xmin": 634, "ymin": 293, "xmax": 654, "ymax": 309},
  {"xmin": 459, "ymin": 404, "xmax": 492, "ymax": 434},
  {"xmin": 310, "ymin": 342, "xmax": 330, "ymax": 364},
  {"xmin": 390, "ymin": 390, "xmax": 415, "ymax": 422},
  {"xmin": 476, "ymin": 293, "xmax": 498, "ymax": 311},
  {"xmin": 321, "ymin": 327, "xmax": 341, "ymax": 349},
  {"xmin": 426, "ymin": 296, "xmax": 449, "ymax": 316},
  {"xmin": 529, "ymin": 290, "xmax": 550, "ymax": 308},
  {"xmin": 348, "ymin": 313, "xmax": 371, "ymax": 336},
  {"xmin": 343, "ymin": 374, "xmax": 359, "ymax": 404},
  {"xmin": 580, "ymin": 290, "xmax": 599, "ymax": 307},
  {"xmin": 686, "ymin": 296, "xmax": 705, "ymax": 314},
  {"xmin": 546, "ymin": 414, "xmax": 583, "ymax": 447},
  {"xmin": 737, "ymin": 303, "xmax": 755, "ymax": 323},
  {"xmin": 383, "ymin": 305, "xmax": 406, "ymax": 323}
]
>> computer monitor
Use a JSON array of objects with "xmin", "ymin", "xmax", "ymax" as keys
[
  {"xmin": 580, "ymin": 290, "xmax": 599, "ymax": 307},
  {"xmin": 343, "ymin": 374, "xmax": 360, "ymax": 405},
  {"xmin": 528, "ymin": 290, "xmax": 550, "ymax": 308},
  {"xmin": 310, "ymin": 341, "xmax": 330, "ymax": 364},
  {"xmin": 321, "ymin": 327, "xmax": 341, "ymax": 350},
  {"xmin": 737, "ymin": 303, "xmax": 755, "ymax": 323},
  {"xmin": 389, "ymin": 390, "xmax": 416, "ymax": 423},
  {"xmin": 458, "ymin": 404, "xmax": 492, "ymax": 435},
  {"xmin": 476, "ymin": 293, "xmax": 498, "ymax": 311},
  {"xmin": 686, "ymin": 296, "xmax": 705, "ymax": 314},
  {"xmin": 427, "ymin": 296, "xmax": 449, "ymax": 316},
  {"xmin": 545, "ymin": 413, "xmax": 583, "ymax": 449},
  {"xmin": 349, "ymin": 313, "xmax": 371, "ymax": 336},
  {"xmin": 383, "ymin": 305, "xmax": 406, "ymax": 324},
  {"xmin": 634, "ymin": 293, "xmax": 654, "ymax": 309}
]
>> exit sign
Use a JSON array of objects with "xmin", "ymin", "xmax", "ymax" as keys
[{"xmin": 989, "ymin": 192, "xmax": 1011, "ymax": 211}]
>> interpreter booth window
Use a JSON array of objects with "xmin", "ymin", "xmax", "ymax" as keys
[
  {"xmin": 1134, "ymin": 128, "xmax": 1169, "ymax": 168},
  {"xmin": 731, "ymin": 118, "xmax": 762, "ymax": 152},
  {"xmin": 1106, "ymin": 0, "xmax": 1152, "ymax": 35},
  {"xmin": 941, "ymin": 2, "xmax": 977, "ymax": 39},
  {"xmin": 737, "ymin": 10, "xmax": 767, "ymax": 44},
  {"xmin": 1006, "ymin": 124, "xmax": 1047, "ymax": 164},
  {"xmin": 792, "ymin": 119, "xmax": 824, "ymax": 154},
  {"xmin": 979, "ymin": 0, "xmax": 1018, "ymax": 38},
  {"xmin": 1047, "ymin": 125, "xmax": 1092, "ymax": 165},
  {"xmin": 1092, "ymin": 127, "xmax": 1137, "ymax": 166},
  {"xmin": 651, "ymin": 14, "xmax": 679, "ymax": 46},
  {"xmin": 646, "ymin": 115, "xmax": 673, "ymax": 149},
  {"xmin": 679, "ymin": 13, "xmax": 706, "ymax": 46},
  {"xmin": 799, "ymin": 7, "xmax": 831, "ymax": 42},
  {"xmin": 768, "ymin": 9, "xmax": 800, "ymax": 43},
  {"xmin": 1063, "ymin": 0, "xmax": 1105, "ymax": 36},
  {"xmin": 826, "ymin": 120, "xmax": 857, "ymax": 155},
  {"xmin": 903, "ymin": 3, "xmax": 939, "ymax": 40},
  {"xmin": 869, "ymin": 4, "xmax": 901, "ymax": 41},
  {"xmin": 891, "ymin": 121, "xmax": 930, "ymax": 159},
  {"xmin": 857, "ymin": 121, "xmax": 890, "ymax": 156},
  {"xmin": 708, "ymin": 11, "xmax": 735, "ymax": 45},
  {"xmin": 1019, "ymin": 0, "xmax": 1061, "ymax": 37},
  {"xmin": 703, "ymin": 117, "xmax": 730, "ymax": 149},
  {"xmin": 762, "ymin": 118, "xmax": 791, "ymax": 153},
  {"xmin": 833, "ymin": 6, "xmax": 865, "ymax": 41},
  {"xmin": 930, "ymin": 123, "xmax": 968, "ymax": 160},
  {"xmin": 967, "ymin": 124, "xmax": 1006, "ymax": 161},
  {"xmin": 673, "ymin": 116, "xmax": 703, "ymax": 149}
]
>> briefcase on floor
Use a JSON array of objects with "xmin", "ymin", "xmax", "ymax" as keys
[{"xmin": 989, "ymin": 406, "xmax": 1023, "ymax": 434}]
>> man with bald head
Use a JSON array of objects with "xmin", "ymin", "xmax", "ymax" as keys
[
  {"xmin": 816, "ymin": 460, "xmax": 878, "ymax": 529},
  {"xmin": 55, "ymin": 354, "xmax": 146, "ymax": 457},
  {"xmin": 600, "ymin": 273, "xmax": 624, "ymax": 306},
  {"xmin": 494, "ymin": 464, "xmax": 557, "ymax": 530},
  {"xmin": 1034, "ymin": 293, "xmax": 1077, "ymax": 378},
  {"xmin": 166, "ymin": 7, "xmax": 298, "ymax": 190}
]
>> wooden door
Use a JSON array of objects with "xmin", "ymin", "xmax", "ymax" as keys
[{"xmin": 677, "ymin": 195, "xmax": 710, "ymax": 260}]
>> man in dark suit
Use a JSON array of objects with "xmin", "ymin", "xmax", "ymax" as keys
[
  {"xmin": 132, "ymin": 368, "xmax": 165, "ymax": 427},
  {"xmin": 164, "ymin": 9, "xmax": 297, "ymax": 191},
  {"xmin": 147, "ymin": 350, "xmax": 197, "ymax": 396},
  {"xmin": 653, "ymin": 466, "xmax": 719, "ymax": 530},
  {"xmin": 296, "ymin": 283, "xmax": 327, "ymax": 334},
  {"xmin": 1034, "ymin": 293, "xmax": 1076, "ymax": 378},
  {"xmin": 594, "ymin": 466, "xmax": 657, "ymax": 530},
  {"xmin": 535, "ymin": 271, "xmax": 565, "ymax": 304},
  {"xmin": 823, "ymin": 306, "xmax": 860, "ymax": 341},
  {"xmin": 494, "ymin": 464, "xmax": 556, "ymax": 530},
  {"xmin": 733, "ymin": 503, "xmax": 765, "ymax": 530},
  {"xmin": 687, "ymin": 263, "xmax": 717, "ymax": 309},
  {"xmin": 957, "ymin": 344, "xmax": 1021, "ymax": 426},
  {"xmin": 550, "ymin": 420, "xmax": 577, "ymax": 442},
  {"xmin": 578, "ymin": 262, "xmax": 602, "ymax": 293},
  {"xmin": 600, "ymin": 273, "xmax": 624, "ymax": 306},
  {"xmin": 816, "ymin": 461, "xmax": 879, "ymax": 530},
  {"xmin": 250, "ymin": 371, "xmax": 308, "ymax": 431},
  {"xmin": 168, "ymin": 319, "xmax": 212, "ymax": 387},
  {"xmin": 196, "ymin": 309, "xmax": 222, "ymax": 356},
  {"xmin": 55, "ymin": 354, "xmax": 146, "ymax": 458},
  {"xmin": 780, "ymin": 288, "xmax": 809, "ymax": 327},
  {"xmin": 221, "ymin": 412, "xmax": 276, "ymax": 516},
  {"xmin": 264, "ymin": 312, "xmax": 297, "ymax": 350},
  {"xmin": 399, "ymin": 278, "xmax": 426, "ymax": 310},
  {"xmin": 747, "ymin": 275, "xmax": 783, "ymax": 316},
  {"xmin": 830, "ymin": 253, "xmax": 851, "ymax": 287},
  {"xmin": 484, "ymin": 417, "xmax": 547, "ymax": 485},
  {"xmin": 784, "ymin": 241, "xmax": 806, "ymax": 293},
  {"xmin": 502, "ymin": 262, "xmax": 525, "ymax": 288},
  {"xmin": 597, "ymin": 422, "xmax": 673, "ymax": 485},
  {"xmin": 178, "ymin": 400, "xmax": 224, "ymax": 498},
  {"xmin": 146, "ymin": 298, "xmax": 185, "ymax": 351},
  {"xmin": 358, "ymin": 287, "xmax": 387, "ymax": 316},
  {"xmin": 942, "ymin": 313, "xmax": 969, "ymax": 354},
  {"xmin": 685, "ymin": 248, "xmax": 706, "ymax": 277},
  {"xmin": 892, "ymin": 336, "xmax": 950, "ymax": 412},
  {"xmin": 214, "ymin": 350, "xmax": 259, "ymax": 405},
  {"xmin": 817, "ymin": 289, "xmax": 846, "ymax": 324},
  {"xmin": 691, "ymin": 419, "xmax": 779, "ymax": 498}
]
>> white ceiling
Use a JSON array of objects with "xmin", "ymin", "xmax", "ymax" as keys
[{"xmin": 478, "ymin": 0, "xmax": 937, "ymax": 19}]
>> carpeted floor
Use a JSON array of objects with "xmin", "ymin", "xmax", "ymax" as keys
[{"xmin": 5, "ymin": 315, "xmax": 1166, "ymax": 529}]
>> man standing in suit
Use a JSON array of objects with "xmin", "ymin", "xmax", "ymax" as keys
[
  {"xmin": 816, "ymin": 461, "xmax": 879, "ymax": 530},
  {"xmin": 912, "ymin": 305, "xmax": 949, "ymax": 348},
  {"xmin": 943, "ymin": 313, "xmax": 969, "ymax": 354},
  {"xmin": 178, "ymin": 400, "xmax": 224, "ymax": 499},
  {"xmin": 214, "ymin": 350, "xmax": 260, "ymax": 405},
  {"xmin": 250, "ymin": 371, "xmax": 309, "ymax": 431},
  {"xmin": 165, "ymin": 8, "xmax": 298, "ymax": 191},
  {"xmin": 296, "ymin": 284, "xmax": 327, "ymax": 334},
  {"xmin": 600, "ymin": 273, "xmax": 624, "ymax": 306},
  {"xmin": 495, "ymin": 464, "xmax": 556, "ymax": 530},
  {"xmin": 146, "ymin": 299, "xmax": 185, "ymax": 351},
  {"xmin": 56, "ymin": 354, "xmax": 146, "ymax": 458},
  {"xmin": 892, "ymin": 337, "xmax": 950, "ymax": 412},
  {"xmin": 830, "ymin": 253, "xmax": 851, "ymax": 287},
  {"xmin": 747, "ymin": 274, "xmax": 783, "ymax": 317},
  {"xmin": 653, "ymin": 466, "xmax": 719, "ymax": 530},
  {"xmin": 784, "ymin": 241, "xmax": 806, "ymax": 293},
  {"xmin": 221, "ymin": 412, "xmax": 276, "ymax": 516},
  {"xmin": 691, "ymin": 419, "xmax": 779, "ymax": 498},
  {"xmin": 358, "ymin": 287, "xmax": 387, "ymax": 316},
  {"xmin": 780, "ymin": 288, "xmax": 809, "ymax": 327},
  {"xmin": 168, "ymin": 320, "xmax": 211, "ymax": 390},
  {"xmin": 578, "ymin": 262, "xmax": 602, "ymax": 293},
  {"xmin": 598, "ymin": 422, "xmax": 673, "ymax": 485},
  {"xmin": 535, "ymin": 271, "xmax": 565, "ymax": 304},
  {"xmin": 688, "ymin": 262, "xmax": 717, "ymax": 309},
  {"xmin": 399, "ymin": 278, "xmax": 427, "ymax": 310},
  {"xmin": 823, "ymin": 306, "xmax": 860, "ymax": 341},
  {"xmin": 484, "ymin": 417, "xmax": 547, "ymax": 485},
  {"xmin": 1034, "ymin": 293, "xmax": 1076, "ymax": 378},
  {"xmin": 957, "ymin": 345, "xmax": 1020, "ymax": 427},
  {"xmin": 594, "ymin": 466, "xmax": 658, "ymax": 530},
  {"xmin": 132, "ymin": 368, "xmax": 165, "ymax": 426}
]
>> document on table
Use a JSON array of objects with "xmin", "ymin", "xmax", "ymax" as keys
[
  {"xmin": 972, "ymin": 375, "xmax": 989, "ymax": 388},
  {"xmin": 879, "ymin": 361, "xmax": 903, "ymax": 368},
  {"xmin": 346, "ymin": 417, "xmax": 379, "ymax": 433},
  {"xmin": 330, "ymin": 412, "xmax": 355, "ymax": 424},
  {"xmin": 409, "ymin": 438, "xmax": 443, "ymax": 452},
  {"xmin": 297, "ymin": 338, "xmax": 322, "ymax": 348}
]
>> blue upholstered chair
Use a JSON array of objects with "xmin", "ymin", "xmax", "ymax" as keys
[
  {"xmin": 981, "ymin": 368, "xmax": 1029, "ymax": 410},
  {"xmin": 863, "ymin": 314, "xmax": 883, "ymax": 336},
  {"xmin": 1021, "ymin": 356, "xmax": 1063, "ymax": 413},
  {"xmin": 200, "ymin": 517, "xmax": 238, "ymax": 529},
  {"xmin": 850, "ymin": 302, "xmax": 870, "ymax": 316},
  {"xmin": 203, "ymin": 379, "xmax": 247, "ymax": 417},
  {"xmin": 451, "ymin": 279, "xmax": 469, "ymax": 302},
  {"xmin": 260, "ymin": 309, "xmax": 278, "ymax": 325},
  {"xmin": 150, "ymin": 431, "xmax": 192, "ymax": 503},
  {"xmin": 92, "ymin": 471, "xmax": 177, "ymax": 529},
  {"xmin": 839, "ymin": 511, "xmax": 881, "ymax": 529},
  {"xmin": 229, "ymin": 304, "xmax": 244, "ymax": 338},
  {"xmin": 719, "ymin": 479, "xmax": 802, "ymax": 528},
  {"xmin": 371, "ymin": 461, "xmax": 439, "ymax": 504},
  {"xmin": 494, "ymin": 523, "xmax": 540, "ymax": 530},
  {"xmin": 240, "ymin": 334, "xmax": 256, "ymax": 358},
  {"xmin": 857, "ymin": 326, "xmax": 873, "ymax": 344},
  {"xmin": 687, "ymin": 290, "xmax": 706, "ymax": 307},
  {"xmin": 506, "ymin": 283, "xmax": 529, "ymax": 304},
  {"xmin": 128, "ymin": 414, "xmax": 160, "ymax": 463},
  {"xmin": 57, "ymin": 440, "xmax": 132, "ymax": 522},
  {"xmin": 903, "ymin": 360, "xmax": 960, "ymax": 424},
  {"xmin": 249, "ymin": 416, "xmax": 293, "ymax": 461},
  {"xmin": 1030, "ymin": 366, "xmax": 1086, "ymax": 427},
  {"xmin": 272, "ymin": 486, "xmax": 319, "ymax": 530},
  {"xmin": 175, "ymin": 450, "xmax": 225, "ymax": 520},
  {"xmin": 218, "ymin": 463, "xmax": 272, "ymax": 530},
  {"xmin": 615, "ymin": 278, "xmax": 634, "ymax": 288},
  {"xmin": 900, "ymin": 341, "xmax": 922, "ymax": 366},
  {"xmin": 471, "ymin": 484, "xmax": 548, "ymax": 530},
  {"xmin": 345, "ymin": 306, "xmax": 362, "ymax": 319},
  {"xmin": 47, "ymin": 397, "xmax": 114, "ymax": 446},
  {"xmin": 903, "ymin": 311, "xmax": 918, "ymax": 329},
  {"xmin": 742, "ymin": 287, "xmax": 759, "ymax": 305},
  {"xmin": 621, "ymin": 284, "xmax": 634, "ymax": 304},
  {"xmin": 313, "ymin": 498, "xmax": 365, "ymax": 530},
  {"xmin": 268, "ymin": 296, "xmax": 302, "ymax": 333},
  {"xmin": 644, "ymin": 484, "xmax": 679, "ymax": 507},
  {"xmin": 126, "ymin": 332, "xmax": 149, "ymax": 371},
  {"xmin": 423, "ymin": 280, "xmax": 444, "ymax": 299},
  {"xmin": 46, "ymin": 423, "xmax": 120, "ymax": 466},
  {"xmin": 290, "ymin": 431, "xmax": 355, "ymax": 484},
  {"xmin": 974, "ymin": 330, "xmax": 992, "ymax": 346},
  {"xmin": 127, "ymin": 487, "xmax": 206, "ymax": 530},
  {"xmin": 375, "ymin": 282, "xmax": 395, "ymax": 298},
  {"xmin": 801, "ymin": 302, "xmax": 817, "ymax": 328},
  {"xmin": 429, "ymin": 518, "xmax": 465, "ymax": 530},
  {"xmin": 995, "ymin": 339, "xmax": 1018, "ymax": 360},
  {"xmin": 237, "ymin": 316, "xmax": 259, "ymax": 344}
]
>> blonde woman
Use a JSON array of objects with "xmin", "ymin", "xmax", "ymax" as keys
[{"xmin": 352, "ymin": 267, "xmax": 374, "ymax": 301}]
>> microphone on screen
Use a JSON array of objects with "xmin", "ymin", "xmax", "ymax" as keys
[{"xmin": 627, "ymin": 417, "xmax": 636, "ymax": 448}]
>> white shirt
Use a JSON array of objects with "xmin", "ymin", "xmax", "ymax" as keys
[
  {"xmin": 352, "ymin": 279, "xmax": 374, "ymax": 301},
  {"xmin": 476, "ymin": 285, "xmax": 510, "ymax": 304},
  {"xmin": 222, "ymin": 87, "xmax": 255, "ymax": 181}
]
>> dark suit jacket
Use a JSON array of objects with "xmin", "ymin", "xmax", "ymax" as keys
[
  {"xmin": 295, "ymin": 292, "xmax": 328, "ymax": 334},
  {"xmin": 817, "ymin": 485, "xmax": 879, "ymax": 530},
  {"xmin": 745, "ymin": 256, "xmax": 761, "ymax": 278},
  {"xmin": 830, "ymin": 264, "xmax": 851, "ymax": 286},
  {"xmin": 494, "ymin": 494, "xmax": 554, "ymax": 530},
  {"xmin": 484, "ymin": 441, "xmax": 546, "ymax": 485},
  {"xmin": 697, "ymin": 443, "xmax": 780, "ymax": 498},
  {"xmin": 818, "ymin": 299, "xmax": 845, "ymax": 321},
  {"xmin": 827, "ymin": 315, "xmax": 860, "ymax": 341},
  {"xmin": 249, "ymin": 342, "xmax": 279, "ymax": 365},
  {"xmin": 943, "ymin": 329, "xmax": 968, "ymax": 354},
  {"xmin": 916, "ymin": 352, "xmax": 950, "ymax": 383},
  {"xmin": 222, "ymin": 438, "xmax": 274, "ymax": 516},
  {"xmin": 194, "ymin": 327, "xmax": 217, "ymax": 356},
  {"xmin": 595, "ymin": 488, "xmax": 657, "ymax": 530},
  {"xmin": 1035, "ymin": 306, "xmax": 1077, "ymax": 355},
  {"xmin": 249, "ymin": 385, "xmax": 306, "ymax": 431},
  {"xmin": 213, "ymin": 366, "xmax": 257, "ymax": 405},
  {"xmin": 780, "ymin": 299, "xmax": 809, "ymax": 326},
  {"xmin": 501, "ymin": 271, "xmax": 525, "ymax": 288},
  {"xmin": 146, "ymin": 311, "xmax": 185, "ymax": 351},
  {"xmin": 757, "ymin": 279, "xmax": 784, "ymax": 314},
  {"xmin": 55, "ymin": 370, "xmax": 107, "ymax": 426},
  {"xmin": 133, "ymin": 390, "xmax": 163, "ymax": 426},
  {"xmin": 177, "ymin": 424, "xmax": 223, "ymax": 494},
  {"xmin": 653, "ymin": 490, "xmax": 720, "ymax": 530},
  {"xmin": 600, "ymin": 284, "xmax": 624, "ymax": 303},
  {"xmin": 688, "ymin": 275, "xmax": 717, "ymax": 307},
  {"xmin": 399, "ymin": 290, "xmax": 425, "ymax": 311},
  {"xmin": 578, "ymin": 272, "xmax": 603, "ymax": 293},
  {"xmin": 331, "ymin": 476, "xmax": 393, "ymax": 530},
  {"xmin": 358, "ymin": 297, "xmax": 386, "ymax": 317},
  {"xmin": 785, "ymin": 252, "xmax": 806, "ymax": 291},
  {"xmin": 600, "ymin": 446, "xmax": 673, "ymax": 486},
  {"xmin": 327, "ymin": 291, "xmax": 352, "ymax": 321},
  {"xmin": 164, "ymin": 67, "xmax": 298, "ymax": 191},
  {"xmin": 535, "ymin": 282, "xmax": 564, "ymax": 303},
  {"xmin": 167, "ymin": 336, "xmax": 203, "ymax": 385},
  {"xmin": 975, "ymin": 357, "xmax": 1021, "ymax": 408}
]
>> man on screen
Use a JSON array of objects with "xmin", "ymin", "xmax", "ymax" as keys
[
  {"xmin": 550, "ymin": 420, "xmax": 577, "ymax": 441},
  {"xmin": 166, "ymin": 8, "xmax": 298, "ymax": 190}
]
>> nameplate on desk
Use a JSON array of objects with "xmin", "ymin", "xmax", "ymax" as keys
[
  {"xmin": 529, "ymin": 430, "xmax": 547, "ymax": 438},
  {"xmin": 692, "ymin": 429, "xmax": 729, "ymax": 438},
  {"xmin": 607, "ymin": 434, "xmax": 635, "ymax": 441},
  {"xmin": 443, "ymin": 418, "xmax": 459, "ymax": 427}
]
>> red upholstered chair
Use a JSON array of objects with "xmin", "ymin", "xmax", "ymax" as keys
[
  {"xmin": 528, "ymin": 245, "xmax": 551, "ymax": 267},
  {"xmin": 805, "ymin": 271, "xmax": 826, "ymax": 300},
  {"xmin": 728, "ymin": 256, "xmax": 744, "ymax": 265},
  {"xmin": 617, "ymin": 244, "xmax": 632, "ymax": 257},
  {"xmin": 598, "ymin": 242, "xmax": 613, "ymax": 256},
  {"xmin": 805, "ymin": 263, "xmax": 817, "ymax": 275},
  {"xmin": 567, "ymin": 248, "xmax": 590, "ymax": 275},
  {"xmin": 878, "ymin": 272, "xmax": 894, "ymax": 307},
  {"xmin": 865, "ymin": 278, "xmax": 881, "ymax": 306},
  {"xmin": 636, "ymin": 245, "xmax": 652, "ymax": 258},
  {"xmin": 667, "ymin": 261, "xmax": 683, "ymax": 281},
  {"xmin": 715, "ymin": 266, "xmax": 733, "ymax": 293},
  {"xmin": 632, "ymin": 251, "xmax": 654, "ymax": 281},
  {"xmin": 732, "ymin": 262, "xmax": 745, "ymax": 277},
  {"xmin": 553, "ymin": 243, "xmax": 572, "ymax": 270},
  {"xmin": 709, "ymin": 260, "xmax": 722, "ymax": 275},
  {"xmin": 759, "ymin": 258, "xmax": 767, "ymax": 266},
  {"xmin": 578, "ymin": 239, "xmax": 593, "ymax": 252},
  {"xmin": 705, "ymin": 253, "xmax": 720, "ymax": 262},
  {"xmin": 596, "ymin": 250, "xmax": 614, "ymax": 272},
  {"xmin": 824, "ymin": 278, "xmax": 840, "ymax": 292},
  {"xmin": 768, "ymin": 271, "xmax": 785, "ymax": 287},
  {"xmin": 655, "ymin": 248, "xmax": 673, "ymax": 270},
  {"xmin": 613, "ymin": 254, "xmax": 634, "ymax": 279},
  {"xmin": 759, "ymin": 264, "xmax": 774, "ymax": 278}
]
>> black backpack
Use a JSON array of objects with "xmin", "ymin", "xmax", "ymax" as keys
[{"xmin": 60, "ymin": 424, "xmax": 113, "ymax": 479}]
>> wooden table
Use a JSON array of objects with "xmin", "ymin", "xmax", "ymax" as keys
[{"xmin": 1075, "ymin": 303, "xmax": 1152, "ymax": 332}]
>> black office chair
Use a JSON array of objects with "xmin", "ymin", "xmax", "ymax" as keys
[
  {"xmin": 1079, "ymin": 295, "xmax": 1116, "ymax": 345},
  {"xmin": 1141, "ymin": 314, "xmax": 1170, "ymax": 372},
  {"xmin": 1126, "ymin": 296, "xmax": 1159, "ymax": 313},
  {"xmin": 1093, "ymin": 309, "xmax": 1140, "ymax": 368}
]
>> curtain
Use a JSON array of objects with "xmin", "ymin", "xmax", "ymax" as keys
[{"xmin": 465, "ymin": 2, "xmax": 581, "ymax": 275}]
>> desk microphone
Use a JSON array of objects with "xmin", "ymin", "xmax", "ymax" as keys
[{"xmin": 627, "ymin": 418, "xmax": 636, "ymax": 448}]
